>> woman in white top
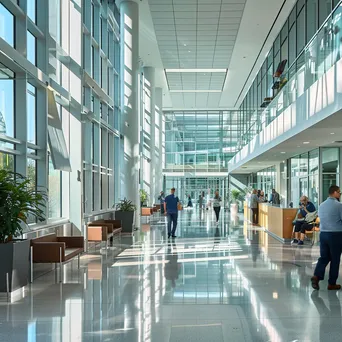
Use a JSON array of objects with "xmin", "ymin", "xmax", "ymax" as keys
[{"xmin": 213, "ymin": 190, "xmax": 222, "ymax": 224}]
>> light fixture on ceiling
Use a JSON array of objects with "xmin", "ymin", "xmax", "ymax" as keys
[
  {"xmin": 165, "ymin": 69, "xmax": 227, "ymax": 73},
  {"xmin": 169, "ymin": 90, "xmax": 222, "ymax": 93},
  {"xmin": 280, "ymin": 152, "xmax": 286, "ymax": 154},
  {"xmin": 188, "ymin": 50, "xmax": 191, "ymax": 53},
  {"xmin": 183, "ymin": 43, "xmax": 187, "ymax": 46},
  {"xmin": 303, "ymin": 141, "xmax": 310, "ymax": 144},
  {"xmin": 331, "ymin": 132, "xmax": 335, "ymax": 135}
]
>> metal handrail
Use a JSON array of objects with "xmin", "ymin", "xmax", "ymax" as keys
[{"xmin": 239, "ymin": 0, "xmax": 342, "ymax": 149}]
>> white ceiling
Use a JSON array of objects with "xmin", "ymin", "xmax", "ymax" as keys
[
  {"xmin": 148, "ymin": 0, "xmax": 245, "ymax": 108},
  {"xmin": 142, "ymin": 0, "xmax": 298, "ymax": 110},
  {"xmin": 119, "ymin": 0, "xmax": 298, "ymax": 110},
  {"xmin": 149, "ymin": 0, "xmax": 245, "ymax": 70}
]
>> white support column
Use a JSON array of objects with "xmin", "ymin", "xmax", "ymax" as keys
[
  {"xmin": 155, "ymin": 87, "xmax": 163, "ymax": 192},
  {"xmin": 120, "ymin": 0, "xmax": 140, "ymax": 228},
  {"xmin": 144, "ymin": 67, "xmax": 156, "ymax": 205}
]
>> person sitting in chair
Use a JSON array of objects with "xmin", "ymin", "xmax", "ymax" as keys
[{"xmin": 292, "ymin": 195, "xmax": 317, "ymax": 245}]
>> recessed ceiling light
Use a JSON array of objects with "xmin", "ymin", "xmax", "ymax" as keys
[
  {"xmin": 188, "ymin": 50, "xmax": 191, "ymax": 53},
  {"xmin": 281, "ymin": 152, "xmax": 286, "ymax": 154},
  {"xmin": 169, "ymin": 90, "xmax": 222, "ymax": 93},
  {"xmin": 303, "ymin": 141, "xmax": 310, "ymax": 144},
  {"xmin": 331, "ymin": 132, "xmax": 335, "ymax": 135},
  {"xmin": 165, "ymin": 69, "xmax": 227, "ymax": 73},
  {"xmin": 183, "ymin": 43, "xmax": 187, "ymax": 46}
]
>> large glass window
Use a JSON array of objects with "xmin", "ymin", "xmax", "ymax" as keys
[
  {"xmin": 0, "ymin": 4, "xmax": 14, "ymax": 47},
  {"xmin": 319, "ymin": 0, "xmax": 332, "ymax": 27},
  {"xmin": 0, "ymin": 152, "xmax": 14, "ymax": 171},
  {"xmin": 0, "ymin": 79, "xmax": 14, "ymax": 137},
  {"xmin": 27, "ymin": 158, "xmax": 36, "ymax": 190},
  {"xmin": 27, "ymin": 31, "xmax": 36, "ymax": 66},
  {"xmin": 322, "ymin": 147, "xmax": 339, "ymax": 173},
  {"xmin": 306, "ymin": 0, "xmax": 318, "ymax": 43},
  {"xmin": 27, "ymin": 83, "xmax": 36, "ymax": 144},
  {"xmin": 48, "ymin": 157, "xmax": 61, "ymax": 218},
  {"xmin": 297, "ymin": 7, "xmax": 305, "ymax": 53},
  {"xmin": 27, "ymin": 0, "xmax": 36, "ymax": 23}
]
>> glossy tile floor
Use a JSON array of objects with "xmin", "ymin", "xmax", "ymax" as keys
[{"xmin": 1, "ymin": 208, "xmax": 342, "ymax": 341}]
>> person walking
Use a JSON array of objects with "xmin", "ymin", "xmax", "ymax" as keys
[
  {"xmin": 164, "ymin": 187, "xmax": 180, "ymax": 239},
  {"xmin": 311, "ymin": 185, "xmax": 342, "ymax": 291},
  {"xmin": 250, "ymin": 189, "xmax": 259, "ymax": 225},
  {"xmin": 198, "ymin": 191, "xmax": 205, "ymax": 210},
  {"xmin": 187, "ymin": 194, "xmax": 193, "ymax": 208},
  {"xmin": 158, "ymin": 191, "xmax": 165, "ymax": 214},
  {"xmin": 213, "ymin": 190, "xmax": 222, "ymax": 224}
]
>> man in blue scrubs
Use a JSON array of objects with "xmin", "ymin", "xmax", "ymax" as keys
[{"xmin": 164, "ymin": 187, "xmax": 179, "ymax": 239}]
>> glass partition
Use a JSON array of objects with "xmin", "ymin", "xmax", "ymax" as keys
[
  {"xmin": 237, "ymin": 1, "xmax": 342, "ymax": 151},
  {"xmin": 322, "ymin": 147, "xmax": 340, "ymax": 200}
]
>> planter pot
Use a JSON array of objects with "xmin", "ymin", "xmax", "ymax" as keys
[
  {"xmin": 115, "ymin": 211, "xmax": 135, "ymax": 233},
  {"xmin": 230, "ymin": 203, "xmax": 238, "ymax": 215},
  {"xmin": 0, "ymin": 239, "xmax": 30, "ymax": 292}
]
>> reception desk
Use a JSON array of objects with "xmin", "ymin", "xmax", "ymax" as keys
[{"xmin": 244, "ymin": 202, "xmax": 298, "ymax": 242}]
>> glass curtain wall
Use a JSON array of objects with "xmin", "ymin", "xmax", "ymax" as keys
[
  {"xmin": 237, "ymin": 0, "xmax": 342, "ymax": 149},
  {"xmin": 289, "ymin": 148, "xmax": 339, "ymax": 207},
  {"xmin": 82, "ymin": 0, "xmax": 121, "ymax": 215},
  {"xmin": 165, "ymin": 177, "xmax": 228, "ymax": 207},
  {"xmin": 256, "ymin": 166, "xmax": 277, "ymax": 200},
  {"xmin": 322, "ymin": 147, "xmax": 340, "ymax": 200},
  {"xmin": 0, "ymin": 1, "xmax": 121, "ymax": 230},
  {"xmin": 164, "ymin": 111, "xmax": 240, "ymax": 172}
]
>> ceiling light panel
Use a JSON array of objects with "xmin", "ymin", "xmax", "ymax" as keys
[
  {"xmin": 149, "ymin": 0, "xmax": 246, "ymax": 108},
  {"xmin": 166, "ymin": 71, "xmax": 227, "ymax": 91}
]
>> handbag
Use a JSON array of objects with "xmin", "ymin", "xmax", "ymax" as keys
[
  {"xmin": 177, "ymin": 202, "xmax": 183, "ymax": 211},
  {"xmin": 305, "ymin": 211, "xmax": 318, "ymax": 223}
]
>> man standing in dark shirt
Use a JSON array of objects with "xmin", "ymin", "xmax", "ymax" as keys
[{"xmin": 164, "ymin": 187, "xmax": 179, "ymax": 239}]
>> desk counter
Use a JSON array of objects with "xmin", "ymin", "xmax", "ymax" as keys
[{"xmin": 244, "ymin": 202, "xmax": 298, "ymax": 242}]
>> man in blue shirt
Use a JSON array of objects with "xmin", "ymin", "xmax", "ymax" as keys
[
  {"xmin": 292, "ymin": 195, "xmax": 316, "ymax": 245},
  {"xmin": 311, "ymin": 185, "xmax": 342, "ymax": 291},
  {"xmin": 164, "ymin": 187, "xmax": 179, "ymax": 239}
]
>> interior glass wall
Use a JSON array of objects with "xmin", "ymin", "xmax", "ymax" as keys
[
  {"xmin": 164, "ymin": 111, "xmax": 240, "ymax": 173},
  {"xmin": 165, "ymin": 177, "xmax": 228, "ymax": 207},
  {"xmin": 256, "ymin": 166, "xmax": 277, "ymax": 200},
  {"xmin": 289, "ymin": 148, "xmax": 339, "ymax": 208},
  {"xmin": 237, "ymin": 0, "xmax": 341, "ymax": 149}
]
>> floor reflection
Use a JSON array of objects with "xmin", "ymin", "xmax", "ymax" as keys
[{"xmin": 0, "ymin": 210, "xmax": 341, "ymax": 341}]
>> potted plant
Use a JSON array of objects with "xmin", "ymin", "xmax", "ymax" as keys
[
  {"xmin": 229, "ymin": 189, "xmax": 241, "ymax": 215},
  {"xmin": 0, "ymin": 170, "xmax": 46, "ymax": 292},
  {"xmin": 139, "ymin": 189, "xmax": 148, "ymax": 207},
  {"xmin": 114, "ymin": 198, "xmax": 136, "ymax": 233}
]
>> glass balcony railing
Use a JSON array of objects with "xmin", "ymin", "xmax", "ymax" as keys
[{"xmin": 239, "ymin": 3, "xmax": 342, "ymax": 149}]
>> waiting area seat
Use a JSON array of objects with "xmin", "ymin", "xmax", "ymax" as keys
[
  {"xmin": 30, "ymin": 234, "xmax": 84, "ymax": 283},
  {"xmin": 305, "ymin": 217, "xmax": 320, "ymax": 246},
  {"xmin": 141, "ymin": 207, "xmax": 153, "ymax": 223},
  {"xmin": 141, "ymin": 207, "xmax": 153, "ymax": 216},
  {"xmin": 291, "ymin": 217, "xmax": 320, "ymax": 246},
  {"xmin": 87, "ymin": 219, "xmax": 122, "ymax": 248}
]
